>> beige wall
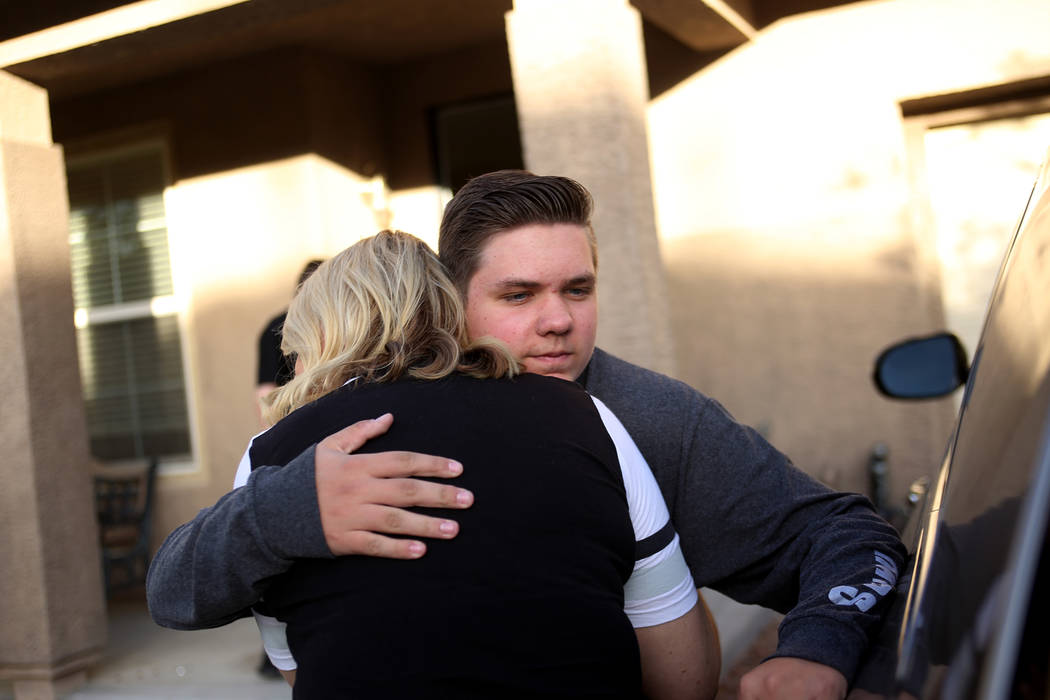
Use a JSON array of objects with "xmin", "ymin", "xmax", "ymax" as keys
[
  {"xmin": 648, "ymin": 0, "xmax": 1050, "ymax": 500},
  {"xmin": 32, "ymin": 0, "xmax": 1050, "ymax": 549},
  {"xmin": 156, "ymin": 155, "xmax": 385, "ymax": 536}
]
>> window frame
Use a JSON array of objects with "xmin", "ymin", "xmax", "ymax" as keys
[{"xmin": 64, "ymin": 134, "xmax": 198, "ymax": 473}]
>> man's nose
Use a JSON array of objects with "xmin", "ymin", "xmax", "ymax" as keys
[{"xmin": 537, "ymin": 295, "xmax": 573, "ymax": 335}]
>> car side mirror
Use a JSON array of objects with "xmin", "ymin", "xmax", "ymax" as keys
[{"xmin": 873, "ymin": 332, "xmax": 969, "ymax": 399}]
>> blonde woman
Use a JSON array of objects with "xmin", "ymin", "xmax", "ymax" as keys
[{"xmin": 234, "ymin": 230, "xmax": 710, "ymax": 699}]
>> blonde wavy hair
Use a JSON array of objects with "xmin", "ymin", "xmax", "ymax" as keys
[{"xmin": 264, "ymin": 230, "xmax": 520, "ymax": 424}]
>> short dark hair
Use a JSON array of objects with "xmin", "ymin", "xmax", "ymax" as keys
[{"xmin": 438, "ymin": 170, "xmax": 597, "ymax": 292}]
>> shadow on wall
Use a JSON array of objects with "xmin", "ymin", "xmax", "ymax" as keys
[{"xmin": 663, "ymin": 230, "xmax": 957, "ymax": 504}]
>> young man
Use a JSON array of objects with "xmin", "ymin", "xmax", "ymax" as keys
[{"xmin": 148, "ymin": 171, "xmax": 905, "ymax": 700}]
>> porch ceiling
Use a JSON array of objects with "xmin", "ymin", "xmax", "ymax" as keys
[{"xmin": 2, "ymin": 0, "xmax": 862, "ymax": 100}]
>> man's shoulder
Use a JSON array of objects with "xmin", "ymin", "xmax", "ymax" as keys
[
  {"xmin": 582, "ymin": 348, "xmax": 734, "ymax": 447},
  {"xmin": 586, "ymin": 348, "xmax": 709, "ymax": 404}
]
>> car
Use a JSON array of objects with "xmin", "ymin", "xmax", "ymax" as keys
[{"xmin": 852, "ymin": 148, "xmax": 1050, "ymax": 699}]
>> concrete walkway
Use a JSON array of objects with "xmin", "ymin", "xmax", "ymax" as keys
[
  {"xmin": 0, "ymin": 589, "xmax": 777, "ymax": 699},
  {"xmin": 0, "ymin": 594, "xmax": 290, "ymax": 700}
]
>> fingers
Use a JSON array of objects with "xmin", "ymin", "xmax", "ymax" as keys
[
  {"xmin": 357, "ymin": 451, "xmax": 464, "ymax": 480},
  {"xmin": 336, "ymin": 532, "xmax": 428, "ymax": 560},
  {"xmin": 324, "ymin": 506, "xmax": 460, "ymax": 558},
  {"xmin": 320, "ymin": 413, "xmax": 394, "ymax": 454},
  {"xmin": 314, "ymin": 434, "xmax": 475, "ymax": 557},
  {"xmin": 319, "ymin": 448, "xmax": 464, "ymax": 481},
  {"xmin": 366, "ymin": 478, "xmax": 473, "ymax": 509},
  {"xmin": 318, "ymin": 416, "xmax": 463, "ymax": 480}
]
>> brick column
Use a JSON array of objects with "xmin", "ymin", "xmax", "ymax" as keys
[
  {"xmin": 506, "ymin": 0, "xmax": 675, "ymax": 375},
  {"xmin": 0, "ymin": 70, "xmax": 106, "ymax": 700}
]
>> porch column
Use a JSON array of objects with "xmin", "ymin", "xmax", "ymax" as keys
[
  {"xmin": 0, "ymin": 71, "xmax": 106, "ymax": 699},
  {"xmin": 506, "ymin": 0, "xmax": 675, "ymax": 375}
]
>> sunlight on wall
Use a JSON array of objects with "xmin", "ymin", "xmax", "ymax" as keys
[
  {"xmin": 924, "ymin": 113, "xmax": 1050, "ymax": 352},
  {"xmin": 643, "ymin": 0, "xmax": 1050, "ymax": 499},
  {"xmin": 166, "ymin": 154, "xmax": 380, "ymax": 299},
  {"xmin": 647, "ymin": 0, "xmax": 1050, "ymax": 245},
  {"xmin": 157, "ymin": 154, "xmax": 381, "ymax": 492},
  {"xmin": 387, "ymin": 186, "xmax": 453, "ymax": 252}
]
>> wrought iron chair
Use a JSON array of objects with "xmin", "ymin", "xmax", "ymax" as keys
[{"xmin": 93, "ymin": 458, "xmax": 159, "ymax": 595}]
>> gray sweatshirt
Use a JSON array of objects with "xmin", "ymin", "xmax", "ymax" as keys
[{"xmin": 146, "ymin": 347, "xmax": 906, "ymax": 682}]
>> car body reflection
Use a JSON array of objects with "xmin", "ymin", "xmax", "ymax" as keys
[{"xmin": 855, "ymin": 149, "xmax": 1050, "ymax": 699}]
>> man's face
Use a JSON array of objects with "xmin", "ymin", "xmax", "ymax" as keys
[{"xmin": 465, "ymin": 223, "xmax": 597, "ymax": 382}]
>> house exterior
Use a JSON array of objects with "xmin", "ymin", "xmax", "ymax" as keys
[{"xmin": 2, "ymin": 0, "xmax": 1049, "ymax": 695}]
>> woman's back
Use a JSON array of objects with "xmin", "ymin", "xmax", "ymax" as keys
[{"xmin": 251, "ymin": 372, "xmax": 641, "ymax": 699}]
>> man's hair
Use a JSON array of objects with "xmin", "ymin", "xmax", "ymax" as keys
[
  {"xmin": 265, "ymin": 230, "xmax": 519, "ymax": 424},
  {"xmin": 438, "ymin": 170, "xmax": 597, "ymax": 292}
]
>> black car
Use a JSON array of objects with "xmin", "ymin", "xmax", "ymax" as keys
[{"xmin": 854, "ymin": 150, "xmax": 1050, "ymax": 699}]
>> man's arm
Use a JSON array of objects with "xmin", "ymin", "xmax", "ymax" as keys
[
  {"xmin": 673, "ymin": 404, "xmax": 903, "ymax": 689},
  {"xmin": 583, "ymin": 349, "xmax": 907, "ymax": 693},
  {"xmin": 146, "ymin": 447, "xmax": 326, "ymax": 629},
  {"xmin": 147, "ymin": 416, "xmax": 473, "ymax": 629}
]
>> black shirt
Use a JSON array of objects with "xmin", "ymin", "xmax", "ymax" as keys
[{"xmin": 250, "ymin": 373, "xmax": 642, "ymax": 699}]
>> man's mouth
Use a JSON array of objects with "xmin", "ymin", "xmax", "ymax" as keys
[
  {"xmin": 530, "ymin": 351, "xmax": 571, "ymax": 363},
  {"xmin": 526, "ymin": 352, "xmax": 574, "ymax": 373}
]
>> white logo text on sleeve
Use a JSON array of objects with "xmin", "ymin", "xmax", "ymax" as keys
[{"xmin": 827, "ymin": 551, "xmax": 898, "ymax": 612}]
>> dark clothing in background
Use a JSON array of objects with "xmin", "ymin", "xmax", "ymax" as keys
[{"xmin": 257, "ymin": 312, "xmax": 295, "ymax": 387}]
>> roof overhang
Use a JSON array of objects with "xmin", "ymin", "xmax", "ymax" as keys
[{"xmin": 1, "ymin": 0, "xmax": 861, "ymax": 100}]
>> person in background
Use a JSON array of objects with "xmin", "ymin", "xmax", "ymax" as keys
[{"xmin": 254, "ymin": 259, "xmax": 324, "ymax": 427}]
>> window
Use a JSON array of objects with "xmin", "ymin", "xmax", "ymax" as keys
[{"xmin": 66, "ymin": 142, "xmax": 191, "ymax": 462}]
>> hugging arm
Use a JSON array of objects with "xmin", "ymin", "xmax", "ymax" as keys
[
  {"xmin": 147, "ymin": 416, "xmax": 473, "ymax": 630},
  {"xmin": 146, "ymin": 447, "xmax": 328, "ymax": 629},
  {"xmin": 672, "ymin": 400, "xmax": 904, "ymax": 697},
  {"xmin": 583, "ymin": 349, "xmax": 907, "ymax": 696}
]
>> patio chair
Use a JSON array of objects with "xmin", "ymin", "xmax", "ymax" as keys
[{"xmin": 94, "ymin": 458, "xmax": 159, "ymax": 595}]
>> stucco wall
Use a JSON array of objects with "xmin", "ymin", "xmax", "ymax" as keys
[
  {"xmin": 156, "ymin": 155, "xmax": 384, "ymax": 537},
  {"xmin": 648, "ymin": 0, "xmax": 1050, "ymax": 500},
  {"xmin": 48, "ymin": 51, "xmax": 391, "ymax": 547},
  {"xmin": 34, "ymin": 0, "xmax": 1050, "ymax": 548}
]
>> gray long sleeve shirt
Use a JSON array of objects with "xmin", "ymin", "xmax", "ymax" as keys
[{"xmin": 147, "ymin": 347, "xmax": 906, "ymax": 681}]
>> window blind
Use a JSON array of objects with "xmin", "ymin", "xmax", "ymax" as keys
[{"xmin": 66, "ymin": 145, "xmax": 190, "ymax": 461}]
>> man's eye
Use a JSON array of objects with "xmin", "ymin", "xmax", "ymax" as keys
[
  {"xmin": 566, "ymin": 287, "xmax": 592, "ymax": 297},
  {"xmin": 504, "ymin": 292, "xmax": 530, "ymax": 302}
]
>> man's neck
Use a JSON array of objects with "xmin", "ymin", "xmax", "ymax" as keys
[{"xmin": 575, "ymin": 351, "xmax": 597, "ymax": 388}]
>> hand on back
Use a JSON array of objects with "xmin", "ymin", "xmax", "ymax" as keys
[{"xmin": 314, "ymin": 413, "xmax": 473, "ymax": 557}]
